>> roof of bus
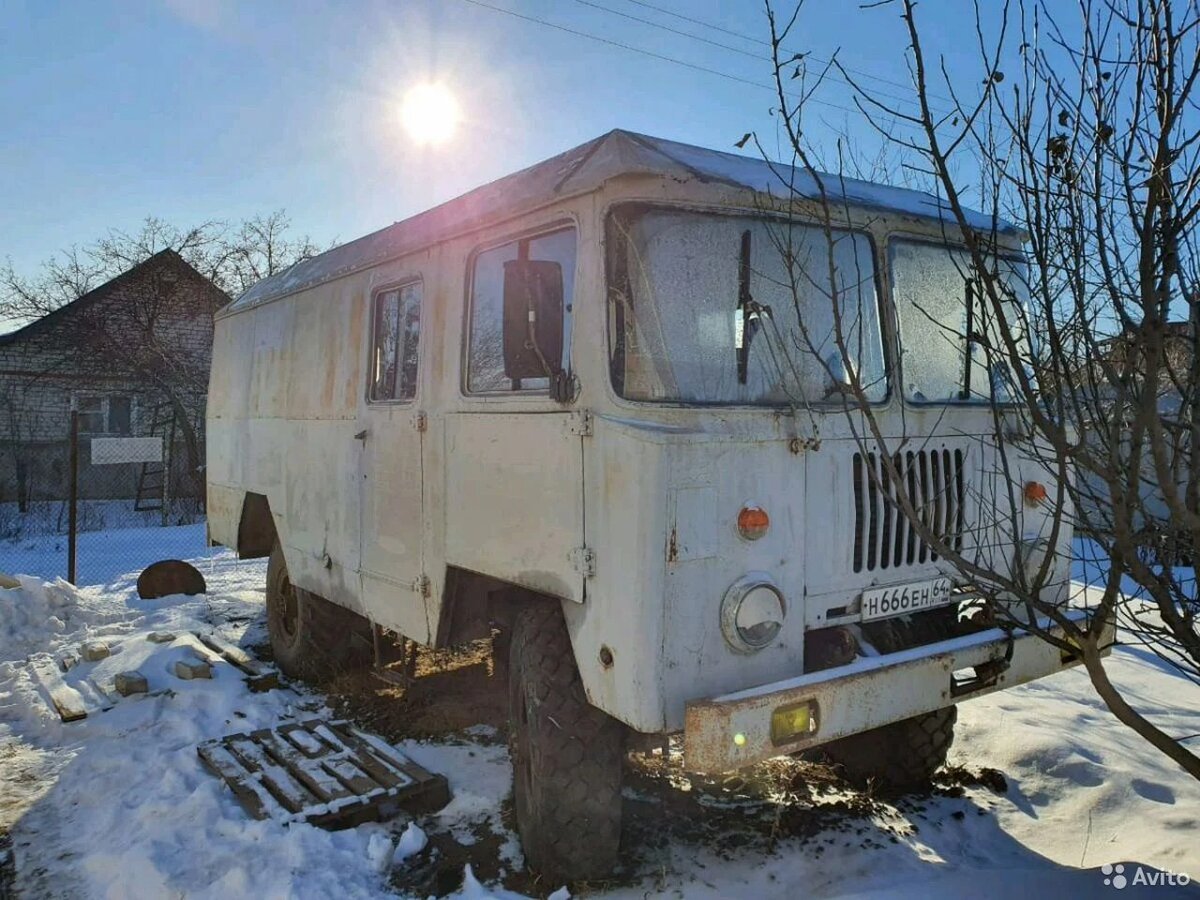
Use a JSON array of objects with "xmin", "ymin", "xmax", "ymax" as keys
[{"xmin": 227, "ymin": 129, "xmax": 1018, "ymax": 313}]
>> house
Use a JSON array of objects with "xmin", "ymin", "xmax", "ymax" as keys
[{"xmin": 0, "ymin": 250, "xmax": 228, "ymax": 510}]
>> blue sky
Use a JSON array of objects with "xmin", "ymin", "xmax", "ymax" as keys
[{"xmin": 1, "ymin": 0, "xmax": 1017, "ymax": 276}]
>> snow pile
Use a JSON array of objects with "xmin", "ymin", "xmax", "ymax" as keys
[
  {"xmin": 0, "ymin": 578, "xmax": 78, "ymax": 650},
  {"xmin": 0, "ymin": 577, "xmax": 125, "ymax": 660}
]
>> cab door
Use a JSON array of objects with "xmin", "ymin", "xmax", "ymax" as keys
[{"xmin": 358, "ymin": 280, "xmax": 429, "ymax": 642}]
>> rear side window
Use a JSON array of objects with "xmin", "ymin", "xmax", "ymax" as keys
[
  {"xmin": 369, "ymin": 282, "xmax": 421, "ymax": 402},
  {"xmin": 466, "ymin": 227, "xmax": 576, "ymax": 393}
]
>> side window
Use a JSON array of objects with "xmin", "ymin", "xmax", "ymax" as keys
[
  {"xmin": 369, "ymin": 282, "xmax": 421, "ymax": 402},
  {"xmin": 77, "ymin": 396, "xmax": 105, "ymax": 433},
  {"xmin": 467, "ymin": 227, "xmax": 576, "ymax": 393},
  {"xmin": 76, "ymin": 395, "xmax": 133, "ymax": 434},
  {"xmin": 108, "ymin": 396, "xmax": 132, "ymax": 434}
]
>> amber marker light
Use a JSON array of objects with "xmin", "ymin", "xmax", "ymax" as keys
[
  {"xmin": 737, "ymin": 505, "xmax": 770, "ymax": 541},
  {"xmin": 1024, "ymin": 481, "xmax": 1048, "ymax": 507}
]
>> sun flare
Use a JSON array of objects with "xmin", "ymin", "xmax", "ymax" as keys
[{"xmin": 401, "ymin": 83, "xmax": 461, "ymax": 146}]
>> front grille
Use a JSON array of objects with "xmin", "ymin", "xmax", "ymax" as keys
[{"xmin": 852, "ymin": 448, "xmax": 966, "ymax": 572}]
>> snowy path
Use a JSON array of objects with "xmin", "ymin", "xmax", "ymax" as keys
[{"xmin": 0, "ymin": 550, "xmax": 1198, "ymax": 898}]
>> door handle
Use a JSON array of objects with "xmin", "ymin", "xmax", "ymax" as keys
[{"xmin": 354, "ymin": 429, "xmax": 368, "ymax": 441}]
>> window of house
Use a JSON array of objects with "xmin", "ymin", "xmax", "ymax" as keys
[
  {"xmin": 77, "ymin": 397, "xmax": 105, "ymax": 433},
  {"xmin": 76, "ymin": 395, "xmax": 133, "ymax": 434},
  {"xmin": 108, "ymin": 396, "xmax": 132, "ymax": 434},
  {"xmin": 369, "ymin": 282, "xmax": 422, "ymax": 402},
  {"xmin": 466, "ymin": 227, "xmax": 576, "ymax": 393}
]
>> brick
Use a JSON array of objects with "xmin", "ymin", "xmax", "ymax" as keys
[
  {"xmin": 114, "ymin": 671, "xmax": 148, "ymax": 696},
  {"xmin": 80, "ymin": 641, "xmax": 110, "ymax": 662},
  {"xmin": 174, "ymin": 658, "xmax": 213, "ymax": 680}
]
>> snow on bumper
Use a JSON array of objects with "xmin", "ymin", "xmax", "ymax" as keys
[{"xmin": 684, "ymin": 612, "xmax": 1114, "ymax": 773}]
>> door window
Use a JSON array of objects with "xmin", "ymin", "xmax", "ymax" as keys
[
  {"xmin": 466, "ymin": 227, "xmax": 576, "ymax": 393},
  {"xmin": 369, "ymin": 282, "xmax": 422, "ymax": 402}
]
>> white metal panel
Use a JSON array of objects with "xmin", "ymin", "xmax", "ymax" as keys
[
  {"xmin": 359, "ymin": 404, "xmax": 427, "ymax": 641},
  {"xmin": 443, "ymin": 412, "xmax": 583, "ymax": 603}
]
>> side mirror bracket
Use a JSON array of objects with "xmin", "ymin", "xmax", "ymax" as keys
[{"xmin": 502, "ymin": 259, "xmax": 570, "ymax": 401}]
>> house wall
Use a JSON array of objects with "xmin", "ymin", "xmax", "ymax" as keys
[{"xmin": 0, "ymin": 256, "xmax": 223, "ymax": 504}]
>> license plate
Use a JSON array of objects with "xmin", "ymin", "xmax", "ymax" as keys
[{"xmin": 860, "ymin": 578, "xmax": 953, "ymax": 622}]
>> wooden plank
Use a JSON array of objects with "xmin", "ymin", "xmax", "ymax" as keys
[
  {"xmin": 30, "ymin": 656, "xmax": 87, "ymax": 723},
  {"xmin": 192, "ymin": 632, "xmax": 265, "ymax": 675},
  {"xmin": 349, "ymin": 726, "xmax": 436, "ymax": 782},
  {"xmin": 192, "ymin": 632, "xmax": 279, "ymax": 691},
  {"xmin": 343, "ymin": 725, "xmax": 451, "ymax": 814},
  {"xmin": 257, "ymin": 730, "xmax": 355, "ymax": 805},
  {"xmin": 279, "ymin": 723, "xmax": 326, "ymax": 758},
  {"xmin": 322, "ymin": 757, "xmax": 383, "ymax": 797},
  {"xmin": 226, "ymin": 737, "xmax": 316, "ymax": 814},
  {"xmin": 77, "ymin": 677, "xmax": 117, "ymax": 712},
  {"xmin": 197, "ymin": 742, "xmax": 272, "ymax": 820},
  {"xmin": 318, "ymin": 722, "xmax": 410, "ymax": 789}
]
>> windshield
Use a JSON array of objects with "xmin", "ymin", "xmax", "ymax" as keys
[
  {"xmin": 607, "ymin": 206, "xmax": 887, "ymax": 405},
  {"xmin": 891, "ymin": 240, "xmax": 1031, "ymax": 404}
]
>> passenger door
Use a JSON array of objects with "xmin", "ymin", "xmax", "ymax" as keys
[
  {"xmin": 442, "ymin": 224, "xmax": 587, "ymax": 603},
  {"xmin": 358, "ymin": 281, "xmax": 430, "ymax": 642}
]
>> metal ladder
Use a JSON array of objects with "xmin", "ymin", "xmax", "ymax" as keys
[{"xmin": 134, "ymin": 400, "xmax": 177, "ymax": 524}]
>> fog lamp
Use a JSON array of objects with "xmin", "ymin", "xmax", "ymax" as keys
[{"xmin": 770, "ymin": 700, "xmax": 819, "ymax": 746}]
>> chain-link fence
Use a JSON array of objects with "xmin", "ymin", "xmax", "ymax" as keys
[{"xmin": 0, "ymin": 415, "xmax": 217, "ymax": 587}]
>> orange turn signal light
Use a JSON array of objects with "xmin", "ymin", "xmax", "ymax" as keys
[
  {"xmin": 1024, "ymin": 481, "xmax": 1048, "ymax": 506},
  {"xmin": 737, "ymin": 506, "xmax": 770, "ymax": 541}
]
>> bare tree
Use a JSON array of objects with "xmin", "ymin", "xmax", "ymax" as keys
[
  {"xmin": 0, "ymin": 210, "xmax": 321, "ymax": 503},
  {"xmin": 755, "ymin": 0, "xmax": 1200, "ymax": 778},
  {"xmin": 0, "ymin": 210, "xmax": 321, "ymax": 325}
]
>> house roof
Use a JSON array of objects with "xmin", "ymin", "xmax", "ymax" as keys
[
  {"xmin": 0, "ymin": 249, "xmax": 225, "ymax": 347},
  {"xmin": 227, "ymin": 129, "xmax": 1021, "ymax": 315}
]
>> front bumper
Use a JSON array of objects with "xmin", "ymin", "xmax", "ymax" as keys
[{"xmin": 684, "ymin": 611, "xmax": 1114, "ymax": 773}]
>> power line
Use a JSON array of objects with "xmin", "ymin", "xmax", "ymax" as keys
[
  {"xmin": 570, "ymin": 0, "xmax": 936, "ymax": 115},
  {"xmin": 621, "ymin": 0, "xmax": 956, "ymax": 108},
  {"xmin": 456, "ymin": 0, "xmax": 903, "ymax": 122}
]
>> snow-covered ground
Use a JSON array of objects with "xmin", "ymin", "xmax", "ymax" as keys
[
  {"xmin": 0, "ymin": 541, "xmax": 1198, "ymax": 899},
  {"xmin": 0, "ymin": 519, "xmax": 216, "ymax": 588}
]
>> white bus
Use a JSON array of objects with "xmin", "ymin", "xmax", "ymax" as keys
[{"xmin": 207, "ymin": 130, "xmax": 1092, "ymax": 880}]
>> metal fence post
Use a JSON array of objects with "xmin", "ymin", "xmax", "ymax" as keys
[{"xmin": 67, "ymin": 405, "xmax": 79, "ymax": 584}]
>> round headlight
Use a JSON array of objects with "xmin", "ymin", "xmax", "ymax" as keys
[{"xmin": 721, "ymin": 575, "xmax": 786, "ymax": 653}]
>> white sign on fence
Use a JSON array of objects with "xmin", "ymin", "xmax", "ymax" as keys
[{"xmin": 90, "ymin": 436, "xmax": 163, "ymax": 466}]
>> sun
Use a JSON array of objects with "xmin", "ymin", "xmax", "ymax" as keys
[{"xmin": 401, "ymin": 83, "xmax": 461, "ymax": 146}]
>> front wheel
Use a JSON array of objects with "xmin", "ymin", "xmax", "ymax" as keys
[
  {"xmin": 507, "ymin": 603, "xmax": 624, "ymax": 881},
  {"xmin": 817, "ymin": 706, "xmax": 957, "ymax": 792},
  {"xmin": 265, "ymin": 542, "xmax": 372, "ymax": 681}
]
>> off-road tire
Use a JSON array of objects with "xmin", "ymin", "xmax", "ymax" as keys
[
  {"xmin": 265, "ymin": 542, "xmax": 372, "ymax": 681},
  {"xmin": 819, "ymin": 706, "xmax": 957, "ymax": 792},
  {"xmin": 507, "ymin": 603, "xmax": 624, "ymax": 881}
]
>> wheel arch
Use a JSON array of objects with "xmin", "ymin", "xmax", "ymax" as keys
[
  {"xmin": 237, "ymin": 492, "xmax": 277, "ymax": 559},
  {"xmin": 435, "ymin": 566, "xmax": 561, "ymax": 649}
]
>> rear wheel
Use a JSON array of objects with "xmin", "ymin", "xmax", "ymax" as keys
[
  {"xmin": 507, "ymin": 603, "xmax": 624, "ymax": 881},
  {"xmin": 265, "ymin": 542, "xmax": 372, "ymax": 681},
  {"xmin": 818, "ymin": 706, "xmax": 957, "ymax": 792}
]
